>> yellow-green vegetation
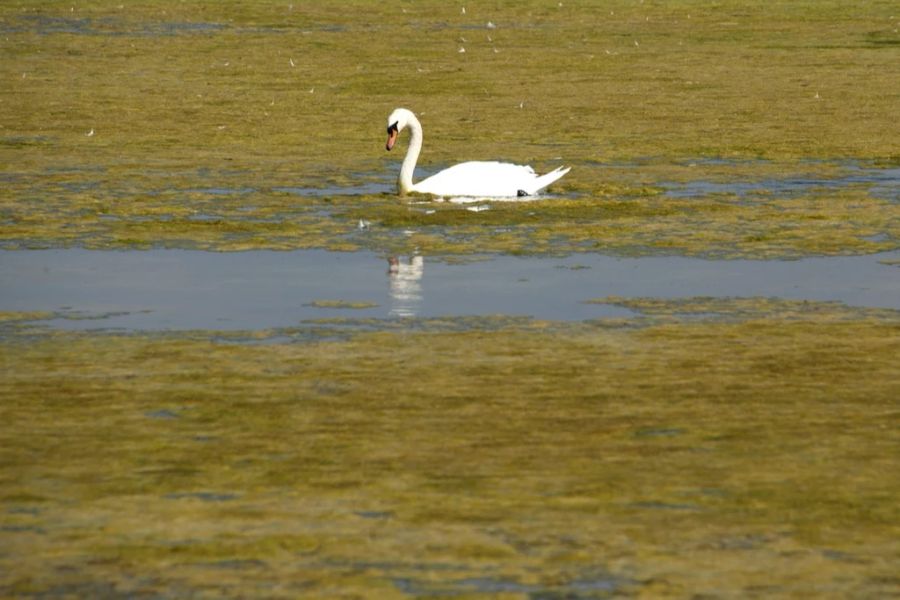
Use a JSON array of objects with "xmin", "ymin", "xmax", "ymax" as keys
[
  {"xmin": 1, "ymin": 300, "xmax": 898, "ymax": 597},
  {"xmin": 0, "ymin": 311, "xmax": 52, "ymax": 322},
  {"xmin": 307, "ymin": 299, "xmax": 380, "ymax": 309},
  {"xmin": 587, "ymin": 295, "xmax": 900, "ymax": 322},
  {"xmin": 1, "ymin": 1, "xmax": 898, "ymax": 256}
]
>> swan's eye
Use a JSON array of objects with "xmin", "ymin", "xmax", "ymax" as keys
[{"xmin": 387, "ymin": 123, "xmax": 398, "ymax": 135}]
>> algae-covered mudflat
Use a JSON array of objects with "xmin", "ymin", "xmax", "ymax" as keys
[
  {"xmin": 1, "ymin": 1, "xmax": 899, "ymax": 598},
  {"xmin": 2, "ymin": 0, "xmax": 898, "ymax": 255},
  {"xmin": 2, "ymin": 304, "xmax": 899, "ymax": 597}
]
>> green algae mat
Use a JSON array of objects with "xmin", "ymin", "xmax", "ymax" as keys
[
  {"xmin": 1, "ymin": 0, "xmax": 898, "ymax": 256},
  {"xmin": 2, "ymin": 303, "xmax": 899, "ymax": 597},
  {"xmin": 2, "ymin": 0, "xmax": 899, "ymax": 597}
]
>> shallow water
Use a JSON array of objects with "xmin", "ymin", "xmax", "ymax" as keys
[
  {"xmin": 662, "ymin": 165, "xmax": 900, "ymax": 201},
  {"xmin": 0, "ymin": 15, "xmax": 228, "ymax": 37},
  {"xmin": 1, "ymin": 249, "xmax": 897, "ymax": 330}
]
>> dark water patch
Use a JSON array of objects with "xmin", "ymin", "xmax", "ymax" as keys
[
  {"xmin": 354, "ymin": 510, "xmax": 394, "ymax": 520},
  {"xmin": 1, "ymin": 249, "xmax": 897, "ymax": 332},
  {"xmin": 712, "ymin": 534, "xmax": 779, "ymax": 551},
  {"xmin": 146, "ymin": 21, "xmax": 227, "ymax": 36},
  {"xmin": 662, "ymin": 166, "xmax": 900, "ymax": 201},
  {"xmin": 0, "ymin": 135, "xmax": 56, "ymax": 148},
  {"xmin": 3, "ymin": 15, "xmax": 227, "ymax": 37},
  {"xmin": 676, "ymin": 157, "xmax": 769, "ymax": 167},
  {"xmin": 584, "ymin": 158, "xmax": 899, "ymax": 201},
  {"xmin": 862, "ymin": 233, "xmax": 892, "ymax": 243},
  {"xmin": 7, "ymin": 506, "xmax": 42, "ymax": 515},
  {"xmin": 821, "ymin": 549, "xmax": 869, "ymax": 564},
  {"xmin": 44, "ymin": 165, "xmax": 108, "ymax": 175},
  {"xmin": 203, "ymin": 559, "xmax": 269, "ymax": 570},
  {"xmin": 0, "ymin": 580, "xmax": 140, "ymax": 600},
  {"xmin": 145, "ymin": 409, "xmax": 181, "ymax": 420},
  {"xmin": 634, "ymin": 427, "xmax": 685, "ymax": 438},
  {"xmin": 186, "ymin": 213, "xmax": 225, "ymax": 222},
  {"xmin": 185, "ymin": 187, "xmax": 256, "ymax": 196},
  {"xmin": 299, "ymin": 24, "xmax": 349, "ymax": 34},
  {"xmin": 393, "ymin": 571, "xmax": 623, "ymax": 598},
  {"xmin": 1, "ymin": 524, "xmax": 46, "ymax": 534},
  {"xmin": 5, "ymin": 15, "xmax": 96, "ymax": 35},
  {"xmin": 322, "ymin": 558, "xmax": 469, "ymax": 574}
]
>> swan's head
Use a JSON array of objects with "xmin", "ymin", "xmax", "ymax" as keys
[{"xmin": 385, "ymin": 108, "xmax": 416, "ymax": 151}]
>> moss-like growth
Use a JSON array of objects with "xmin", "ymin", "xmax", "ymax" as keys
[
  {"xmin": 1, "ymin": 301, "xmax": 898, "ymax": 597},
  {"xmin": 1, "ymin": 1, "xmax": 897, "ymax": 256}
]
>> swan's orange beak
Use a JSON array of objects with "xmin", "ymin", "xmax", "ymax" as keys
[{"xmin": 385, "ymin": 123, "xmax": 398, "ymax": 151}]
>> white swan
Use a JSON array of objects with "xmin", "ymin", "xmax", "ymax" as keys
[{"xmin": 385, "ymin": 108, "xmax": 570, "ymax": 198}]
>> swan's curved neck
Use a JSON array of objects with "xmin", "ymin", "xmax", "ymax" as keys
[{"xmin": 399, "ymin": 114, "xmax": 423, "ymax": 195}]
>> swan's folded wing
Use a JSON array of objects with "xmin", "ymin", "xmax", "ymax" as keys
[{"xmin": 413, "ymin": 161, "xmax": 544, "ymax": 197}]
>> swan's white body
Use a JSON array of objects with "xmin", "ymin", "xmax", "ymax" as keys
[{"xmin": 385, "ymin": 108, "xmax": 570, "ymax": 198}]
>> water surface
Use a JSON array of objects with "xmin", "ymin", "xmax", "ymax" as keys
[{"xmin": 1, "ymin": 249, "xmax": 896, "ymax": 330}]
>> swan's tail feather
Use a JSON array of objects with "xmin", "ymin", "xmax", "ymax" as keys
[{"xmin": 527, "ymin": 166, "xmax": 571, "ymax": 195}]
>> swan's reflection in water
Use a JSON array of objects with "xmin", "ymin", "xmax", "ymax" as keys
[{"xmin": 388, "ymin": 255, "xmax": 423, "ymax": 317}]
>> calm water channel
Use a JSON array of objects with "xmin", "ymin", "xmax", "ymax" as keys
[{"xmin": 1, "ymin": 249, "xmax": 897, "ymax": 330}]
